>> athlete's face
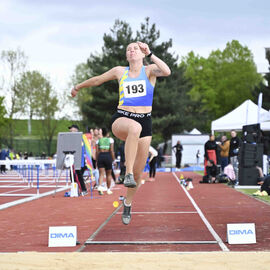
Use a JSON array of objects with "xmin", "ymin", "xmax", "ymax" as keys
[{"xmin": 126, "ymin": 43, "xmax": 144, "ymax": 62}]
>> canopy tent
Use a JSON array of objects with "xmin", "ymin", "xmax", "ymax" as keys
[{"xmin": 211, "ymin": 100, "xmax": 270, "ymax": 132}]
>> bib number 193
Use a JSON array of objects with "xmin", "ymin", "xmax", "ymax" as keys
[{"xmin": 123, "ymin": 80, "xmax": 146, "ymax": 98}]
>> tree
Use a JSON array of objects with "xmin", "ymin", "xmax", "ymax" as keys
[
  {"xmin": 182, "ymin": 40, "xmax": 262, "ymax": 125},
  {"xmin": 0, "ymin": 48, "xmax": 27, "ymax": 147},
  {"xmin": 0, "ymin": 96, "xmax": 7, "ymax": 146},
  {"xmin": 252, "ymin": 48, "xmax": 270, "ymax": 109},
  {"xmin": 33, "ymin": 77, "xmax": 59, "ymax": 155},
  {"xmin": 16, "ymin": 71, "xmax": 48, "ymax": 134},
  {"xmin": 73, "ymin": 18, "xmax": 197, "ymax": 141}
]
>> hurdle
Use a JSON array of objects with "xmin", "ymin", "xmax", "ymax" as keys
[{"xmin": 0, "ymin": 159, "xmax": 70, "ymax": 197}]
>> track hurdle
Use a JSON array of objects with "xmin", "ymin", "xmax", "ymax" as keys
[{"xmin": 0, "ymin": 159, "xmax": 69, "ymax": 197}]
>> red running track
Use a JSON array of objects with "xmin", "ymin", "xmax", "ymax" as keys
[{"xmin": 0, "ymin": 171, "xmax": 270, "ymax": 252}]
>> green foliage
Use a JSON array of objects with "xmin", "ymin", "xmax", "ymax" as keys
[
  {"xmin": 16, "ymin": 71, "xmax": 49, "ymax": 119},
  {"xmin": 182, "ymin": 40, "xmax": 262, "ymax": 122},
  {"xmin": 14, "ymin": 70, "xmax": 60, "ymax": 154},
  {"xmin": 1, "ymin": 48, "xmax": 27, "ymax": 147},
  {"xmin": 252, "ymin": 49, "xmax": 270, "ymax": 109},
  {"xmin": 0, "ymin": 96, "xmax": 7, "ymax": 141},
  {"xmin": 0, "ymin": 118, "xmax": 82, "ymax": 155}
]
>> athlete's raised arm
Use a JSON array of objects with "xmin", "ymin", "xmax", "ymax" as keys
[
  {"xmin": 137, "ymin": 41, "xmax": 171, "ymax": 77},
  {"xmin": 71, "ymin": 66, "xmax": 122, "ymax": 97}
]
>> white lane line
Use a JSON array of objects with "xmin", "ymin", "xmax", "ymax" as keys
[
  {"xmin": 0, "ymin": 186, "xmax": 70, "ymax": 210},
  {"xmin": 116, "ymin": 211, "xmax": 197, "ymax": 214},
  {"xmin": 0, "ymin": 182, "xmax": 64, "ymax": 196},
  {"xmin": 172, "ymin": 172, "xmax": 229, "ymax": 252},
  {"xmin": 85, "ymin": 240, "xmax": 218, "ymax": 245}
]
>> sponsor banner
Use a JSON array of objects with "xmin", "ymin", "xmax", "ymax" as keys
[
  {"xmin": 227, "ymin": 223, "xmax": 256, "ymax": 244},
  {"xmin": 48, "ymin": 226, "xmax": 77, "ymax": 247}
]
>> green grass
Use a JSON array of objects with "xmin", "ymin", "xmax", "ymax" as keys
[
  {"xmin": 1, "ymin": 118, "xmax": 83, "ymax": 155},
  {"xmin": 237, "ymin": 189, "xmax": 270, "ymax": 204},
  {"xmin": 193, "ymin": 170, "xmax": 270, "ymax": 204},
  {"xmin": 12, "ymin": 119, "xmax": 81, "ymax": 137}
]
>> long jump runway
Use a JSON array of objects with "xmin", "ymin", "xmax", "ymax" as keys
[
  {"xmin": 1, "ymin": 171, "xmax": 270, "ymax": 252},
  {"xmin": 81, "ymin": 172, "xmax": 228, "ymax": 252}
]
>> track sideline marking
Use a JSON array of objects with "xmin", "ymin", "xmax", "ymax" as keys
[
  {"xmin": 172, "ymin": 172, "xmax": 229, "ymax": 252},
  {"xmin": 78, "ymin": 203, "xmax": 123, "ymax": 252},
  {"xmin": 116, "ymin": 211, "xmax": 197, "ymax": 214},
  {"xmin": 85, "ymin": 240, "xmax": 218, "ymax": 245},
  {"xmin": 0, "ymin": 186, "xmax": 70, "ymax": 210}
]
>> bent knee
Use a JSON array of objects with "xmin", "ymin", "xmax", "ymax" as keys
[{"xmin": 128, "ymin": 123, "xmax": 142, "ymax": 138}]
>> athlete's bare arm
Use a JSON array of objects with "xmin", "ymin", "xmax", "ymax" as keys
[
  {"xmin": 71, "ymin": 66, "xmax": 124, "ymax": 97},
  {"xmin": 137, "ymin": 41, "xmax": 171, "ymax": 78}
]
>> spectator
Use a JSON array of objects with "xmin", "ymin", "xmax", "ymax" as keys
[
  {"xmin": 68, "ymin": 124, "xmax": 88, "ymax": 196},
  {"xmin": 173, "ymin": 140, "xmax": 183, "ymax": 168},
  {"xmin": 96, "ymin": 127, "xmax": 115, "ymax": 195},
  {"xmin": 218, "ymin": 135, "xmax": 230, "ymax": 171},
  {"xmin": 116, "ymin": 142, "xmax": 126, "ymax": 184},
  {"xmin": 224, "ymin": 163, "xmax": 236, "ymax": 185},
  {"xmin": 156, "ymin": 145, "xmax": 163, "ymax": 168},
  {"xmin": 91, "ymin": 127, "xmax": 100, "ymax": 173},
  {"xmin": 24, "ymin": 152, "xmax": 28, "ymax": 160},
  {"xmin": 149, "ymin": 145, "xmax": 158, "ymax": 181},
  {"xmin": 196, "ymin": 150, "xmax": 201, "ymax": 166},
  {"xmin": 253, "ymin": 166, "xmax": 270, "ymax": 196},
  {"xmin": 229, "ymin": 130, "xmax": 241, "ymax": 181},
  {"xmin": 90, "ymin": 127, "xmax": 101, "ymax": 189},
  {"xmin": 200, "ymin": 160, "xmax": 218, "ymax": 183},
  {"xmin": 0, "ymin": 148, "xmax": 8, "ymax": 174},
  {"xmin": 41, "ymin": 152, "xmax": 46, "ymax": 159},
  {"xmin": 204, "ymin": 135, "xmax": 218, "ymax": 175}
]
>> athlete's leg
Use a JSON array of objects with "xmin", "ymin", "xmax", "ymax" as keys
[
  {"xmin": 112, "ymin": 117, "xmax": 142, "ymax": 175},
  {"xmin": 125, "ymin": 136, "xmax": 152, "ymax": 204},
  {"xmin": 98, "ymin": 167, "xmax": 105, "ymax": 194},
  {"xmin": 105, "ymin": 169, "xmax": 112, "ymax": 191}
]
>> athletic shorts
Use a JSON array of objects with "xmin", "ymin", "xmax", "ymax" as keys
[
  {"xmin": 111, "ymin": 109, "xmax": 152, "ymax": 138},
  {"xmin": 97, "ymin": 152, "xmax": 112, "ymax": 170}
]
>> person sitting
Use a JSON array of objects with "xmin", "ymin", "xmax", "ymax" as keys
[
  {"xmin": 253, "ymin": 166, "xmax": 270, "ymax": 196},
  {"xmin": 200, "ymin": 160, "xmax": 217, "ymax": 183},
  {"xmin": 224, "ymin": 163, "xmax": 236, "ymax": 185}
]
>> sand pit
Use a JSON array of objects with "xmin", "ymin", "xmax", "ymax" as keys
[{"xmin": 0, "ymin": 252, "xmax": 269, "ymax": 270}]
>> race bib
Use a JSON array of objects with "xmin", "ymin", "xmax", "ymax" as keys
[{"xmin": 123, "ymin": 80, "xmax": 146, "ymax": 98}]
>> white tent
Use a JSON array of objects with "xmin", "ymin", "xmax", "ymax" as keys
[
  {"xmin": 172, "ymin": 131, "xmax": 209, "ymax": 165},
  {"xmin": 211, "ymin": 99, "xmax": 270, "ymax": 132},
  {"xmin": 189, "ymin": 128, "xmax": 202, "ymax": 135}
]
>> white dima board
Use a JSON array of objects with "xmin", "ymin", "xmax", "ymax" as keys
[{"xmin": 171, "ymin": 134, "xmax": 209, "ymax": 166}]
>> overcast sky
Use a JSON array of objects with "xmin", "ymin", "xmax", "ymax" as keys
[{"xmin": 1, "ymin": 0, "xmax": 270, "ymax": 96}]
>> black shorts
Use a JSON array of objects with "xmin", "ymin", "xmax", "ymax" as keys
[
  {"xmin": 111, "ymin": 109, "xmax": 152, "ymax": 138},
  {"xmin": 97, "ymin": 152, "xmax": 112, "ymax": 170}
]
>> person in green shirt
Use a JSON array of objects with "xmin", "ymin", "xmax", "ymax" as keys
[{"xmin": 96, "ymin": 128, "xmax": 115, "ymax": 195}]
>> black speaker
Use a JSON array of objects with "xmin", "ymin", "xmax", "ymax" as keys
[
  {"xmin": 242, "ymin": 123, "xmax": 260, "ymax": 134},
  {"xmin": 242, "ymin": 124, "xmax": 262, "ymax": 143},
  {"xmin": 238, "ymin": 143, "xmax": 263, "ymax": 168},
  {"xmin": 239, "ymin": 167, "xmax": 260, "ymax": 185},
  {"xmin": 262, "ymin": 131, "xmax": 270, "ymax": 155}
]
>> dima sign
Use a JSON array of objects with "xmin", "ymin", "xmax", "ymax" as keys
[
  {"xmin": 227, "ymin": 223, "xmax": 256, "ymax": 244},
  {"xmin": 48, "ymin": 226, "xmax": 77, "ymax": 247},
  {"xmin": 50, "ymin": 233, "xmax": 75, "ymax": 238},
  {"xmin": 229, "ymin": 229, "xmax": 254, "ymax": 235}
]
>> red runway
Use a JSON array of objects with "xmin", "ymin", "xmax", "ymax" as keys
[{"xmin": 0, "ymin": 171, "xmax": 270, "ymax": 252}]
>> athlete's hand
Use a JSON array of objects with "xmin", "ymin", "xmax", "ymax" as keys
[
  {"xmin": 137, "ymin": 41, "xmax": 151, "ymax": 56},
  {"xmin": 71, "ymin": 87, "xmax": 78, "ymax": 97}
]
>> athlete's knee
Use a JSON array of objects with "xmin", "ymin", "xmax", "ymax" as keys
[{"xmin": 128, "ymin": 124, "xmax": 142, "ymax": 138}]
